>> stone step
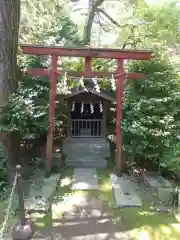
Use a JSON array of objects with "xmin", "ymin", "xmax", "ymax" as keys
[
  {"xmin": 65, "ymin": 159, "xmax": 107, "ymax": 168},
  {"xmin": 66, "ymin": 149, "xmax": 96, "ymax": 158},
  {"xmin": 63, "ymin": 137, "xmax": 109, "ymax": 143},
  {"xmin": 66, "ymin": 154, "xmax": 107, "ymax": 168},
  {"xmin": 52, "ymin": 152, "xmax": 61, "ymax": 159},
  {"xmin": 67, "ymin": 153, "xmax": 104, "ymax": 160},
  {"xmin": 64, "ymin": 147, "xmax": 110, "ymax": 158},
  {"xmin": 63, "ymin": 137, "xmax": 110, "ymax": 158}
]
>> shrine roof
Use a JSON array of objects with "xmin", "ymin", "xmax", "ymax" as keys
[{"xmin": 63, "ymin": 87, "xmax": 115, "ymax": 102}]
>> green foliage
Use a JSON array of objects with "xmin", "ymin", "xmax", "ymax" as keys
[
  {"xmin": 20, "ymin": 0, "xmax": 82, "ymax": 46},
  {"xmin": 121, "ymin": 56, "xmax": 180, "ymax": 167},
  {"xmin": 0, "ymin": 75, "xmax": 49, "ymax": 138},
  {"xmin": 0, "ymin": 54, "xmax": 81, "ymax": 140},
  {"xmin": 20, "ymin": 55, "xmax": 46, "ymax": 68},
  {"xmin": 159, "ymin": 141, "xmax": 180, "ymax": 174}
]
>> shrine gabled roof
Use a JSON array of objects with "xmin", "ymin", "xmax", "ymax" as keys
[{"xmin": 63, "ymin": 87, "xmax": 115, "ymax": 102}]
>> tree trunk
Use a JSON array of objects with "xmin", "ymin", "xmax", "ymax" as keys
[
  {"xmin": 83, "ymin": 0, "xmax": 104, "ymax": 45},
  {"xmin": 0, "ymin": 1, "xmax": 21, "ymax": 182}
]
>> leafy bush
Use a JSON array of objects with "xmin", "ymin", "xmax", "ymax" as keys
[
  {"xmin": 159, "ymin": 141, "xmax": 180, "ymax": 175},
  {"xmin": 121, "ymin": 56, "xmax": 180, "ymax": 169},
  {"xmin": 0, "ymin": 75, "xmax": 49, "ymax": 139}
]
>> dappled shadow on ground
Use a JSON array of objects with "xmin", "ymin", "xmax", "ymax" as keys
[
  {"xmin": 117, "ymin": 177, "xmax": 180, "ymax": 239},
  {"xmin": 95, "ymin": 167, "xmax": 180, "ymax": 240},
  {"xmin": 35, "ymin": 195, "xmax": 129, "ymax": 240},
  {"xmin": 112, "ymin": 178, "xmax": 180, "ymax": 240},
  {"xmin": 30, "ymin": 195, "xmax": 180, "ymax": 240},
  {"xmin": 30, "ymin": 166, "xmax": 180, "ymax": 240},
  {"xmin": 121, "ymin": 206, "xmax": 180, "ymax": 240}
]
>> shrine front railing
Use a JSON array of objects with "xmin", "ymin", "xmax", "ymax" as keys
[{"xmin": 71, "ymin": 119, "xmax": 103, "ymax": 137}]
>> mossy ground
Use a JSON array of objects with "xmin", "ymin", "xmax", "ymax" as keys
[{"xmin": 2, "ymin": 160, "xmax": 180, "ymax": 239}]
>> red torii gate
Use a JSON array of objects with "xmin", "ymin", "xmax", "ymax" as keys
[{"xmin": 20, "ymin": 45, "xmax": 152, "ymax": 175}]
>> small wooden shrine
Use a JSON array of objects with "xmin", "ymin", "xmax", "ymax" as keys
[{"xmin": 64, "ymin": 82, "xmax": 114, "ymax": 138}]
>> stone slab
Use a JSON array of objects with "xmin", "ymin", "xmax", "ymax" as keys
[
  {"xmin": 153, "ymin": 204, "xmax": 173, "ymax": 213},
  {"xmin": 142, "ymin": 171, "xmax": 172, "ymax": 188},
  {"xmin": 44, "ymin": 174, "xmax": 60, "ymax": 185},
  {"xmin": 72, "ymin": 168, "xmax": 99, "ymax": 190},
  {"xmin": 40, "ymin": 183, "xmax": 56, "ymax": 199},
  {"xmin": 157, "ymin": 187, "xmax": 173, "ymax": 201},
  {"xmin": 27, "ymin": 170, "xmax": 45, "ymax": 198},
  {"xmin": 111, "ymin": 174, "xmax": 142, "ymax": 207},
  {"xmin": 41, "ymin": 174, "xmax": 60, "ymax": 199},
  {"xmin": 25, "ymin": 196, "xmax": 50, "ymax": 212},
  {"xmin": 25, "ymin": 173, "xmax": 60, "ymax": 212}
]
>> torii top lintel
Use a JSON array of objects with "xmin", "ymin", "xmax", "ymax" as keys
[{"xmin": 20, "ymin": 44, "xmax": 153, "ymax": 60}]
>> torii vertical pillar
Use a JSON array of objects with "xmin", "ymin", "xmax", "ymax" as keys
[
  {"xmin": 46, "ymin": 55, "xmax": 58, "ymax": 176},
  {"xmin": 115, "ymin": 59, "xmax": 124, "ymax": 175}
]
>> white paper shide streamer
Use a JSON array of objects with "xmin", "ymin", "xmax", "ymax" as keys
[
  {"xmin": 63, "ymin": 72, "xmax": 68, "ymax": 92},
  {"xmin": 124, "ymin": 59, "xmax": 129, "ymax": 83},
  {"xmin": 99, "ymin": 101, "xmax": 103, "ymax": 113},
  {"xmin": 92, "ymin": 76, "xmax": 100, "ymax": 92},
  {"xmin": 71, "ymin": 101, "xmax": 75, "ymax": 112},
  {"xmin": 90, "ymin": 102, "xmax": 94, "ymax": 114},
  {"xmin": 110, "ymin": 75, "xmax": 116, "ymax": 91},
  {"xmin": 81, "ymin": 102, "xmax": 84, "ymax": 113},
  {"xmin": 79, "ymin": 76, "xmax": 85, "ymax": 88}
]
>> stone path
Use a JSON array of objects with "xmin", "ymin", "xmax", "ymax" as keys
[
  {"xmin": 72, "ymin": 168, "xmax": 99, "ymax": 190},
  {"xmin": 111, "ymin": 174, "xmax": 142, "ymax": 207},
  {"xmin": 25, "ymin": 173, "xmax": 60, "ymax": 212},
  {"xmin": 39, "ymin": 195, "xmax": 129, "ymax": 240}
]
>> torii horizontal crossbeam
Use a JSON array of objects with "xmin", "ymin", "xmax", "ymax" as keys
[
  {"xmin": 20, "ymin": 44, "xmax": 152, "ymax": 60},
  {"xmin": 26, "ymin": 68, "xmax": 146, "ymax": 79}
]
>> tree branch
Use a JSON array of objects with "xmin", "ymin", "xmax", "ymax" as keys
[
  {"xmin": 121, "ymin": 25, "xmax": 136, "ymax": 49},
  {"xmin": 94, "ymin": 19, "xmax": 110, "ymax": 32},
  {"xmin": 97, "ymin": 8, "xmax": 127, "ymax": 28},
  {"xmin": 83, "ymin": 0, "xmax": 105, "ymax": 45},
  {"xmin": 97, "ymin": 6, "xmax": 135, "ymax": 29},
  {"xmin": 93, "ymin": 0, "xmax": 104, "ymax": 6}
]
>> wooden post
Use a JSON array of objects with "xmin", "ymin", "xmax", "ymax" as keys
[
  {"xmin": 12, "ymin": 165, "xmax": 35, "ymax": 240},
  {"xmin": 84, "ymin": 56, "xmax": 92, "ymax": 73},
  {"xmin": 115, "ymin": 59, "xmax": 124, "ymax": 176},
  {"xmin": 67, "ymin": 101, "xmax": 71, "ymax": 137},
  {"xmin": 16, "ymin": 165, "xmax": 26, "ymax": 226},
  {"xmin": 102, "ymin": 100, "xmax": 107, "ymax": 138},
  {"xmin": 46, "ymin": 55, "xmax": 58, "ymax": 176}
]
